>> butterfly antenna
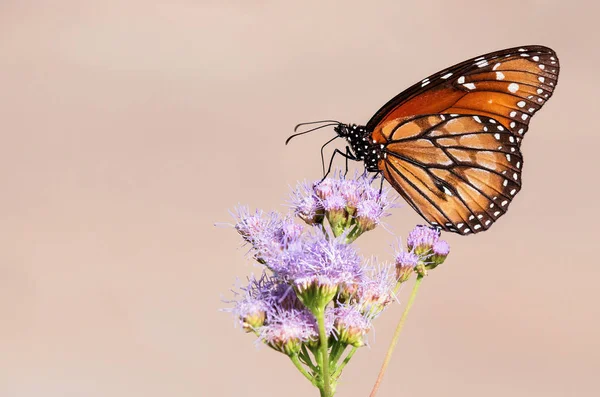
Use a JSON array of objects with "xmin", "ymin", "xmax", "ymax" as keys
[
  {"xmin": 285, "ymin": 121, "xmax": 340, "ymax": 145},
  {"xmin": 293, "ymin": 119, "xmax": 341, "ymax": 132}
]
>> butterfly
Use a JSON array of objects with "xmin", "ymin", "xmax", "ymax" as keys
[{"xmin": 288, "ymin": 45, "xmax": 559, "ymax": 235}]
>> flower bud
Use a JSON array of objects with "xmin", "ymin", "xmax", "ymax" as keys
[
  {"xmin": 426, "ymin": 240, "xmax": 450, "ymax": 269},
  {"xmin": 406, "ymin": 225, "xmax": 440, "ymax": 256},
  {"xmin": 293, "ymin": 276, "xmax": 339, "ymax": 311},
  {"xmin": 334, "ymin": 306, "xmax": 371, "ymax": 347},
  {"xmin": 395, "ymin": 251, "xmax": 419, "ymax": 283},
  {"xmin": 323, "ymin": 195, "xmax": 349, "ymax": 236},
  {"xmin": 355, "ymin": 199, "xmax": 382, "ymax": 234},
  {"xmin": 240, "ymin": 308, "xmax": 266, "ymax": 332}
]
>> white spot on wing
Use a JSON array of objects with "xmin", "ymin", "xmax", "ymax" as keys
[
  {"xmin": 457, "ymin": 76, "xmax": 465, "ymax": 84},
  {"xmin": 517, "ymin": 101, "xmax": 526, "ymax": 108},
  {"xmin": 464, "ymin": 83, "xmax": 476, "ymax": 90},
  {"xmin": 441, "ymin": 72, "xmax": 453, "ymax": 79},
  {"xmin": 496, "ymin": 71, "xmax": 505, "ymax": 80},
  {"xmin": 508, "ymin": 83, "xmax": 519, "ymax": 93}
]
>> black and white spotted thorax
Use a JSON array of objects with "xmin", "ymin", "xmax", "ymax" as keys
[{"xmin": 334, "ymin": 123, "xmax": 382, "ymax": 172}]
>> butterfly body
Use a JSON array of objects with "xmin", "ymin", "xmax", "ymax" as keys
[
  {"xmin": 296, "ymin": 45, "xmax": 559, "ymax": 235},
  {"xmin": 334, "ymin": 123, "xmax": 381, "ymax": 172}
]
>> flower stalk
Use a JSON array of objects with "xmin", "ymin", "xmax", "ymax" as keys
[{"xmin": 369, "ymin": 275, "xmax": 424, "ymax": 397}]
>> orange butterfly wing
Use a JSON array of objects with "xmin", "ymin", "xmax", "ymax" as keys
[
  {"xmin": 377, "ymin": 114, "xmax": 522, "ymax": 235},
  {"xmin": 367, "ymin": 45, "xmax": 559, "ymax": 141},
  {"xmin": 363, "ymin": 45, "xmax": 559, "ymax": 234}
]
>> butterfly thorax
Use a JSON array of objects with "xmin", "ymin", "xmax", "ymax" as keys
[{"xmin": 335, "ymin": 123, "xmax": 381, "ymax": 172}]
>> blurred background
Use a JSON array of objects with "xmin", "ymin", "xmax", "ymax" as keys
[{"xmin": 1, "ymin": 1, "xmax": 598, "ymax": 396}]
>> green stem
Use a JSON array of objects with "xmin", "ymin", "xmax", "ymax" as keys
[
  {"xmin": 329, "ymin": 343, "xmax": 345, "ymax": 367},
  {"xmin": 300, "ymin": 344, "xmax": 317, "ymax": 372},
  {"xmin": 369, "ymin": 276, "xmax": 424, "ymax": 397},
  {"xmin": 316, "ymin": 308, "xmax": 333, "ymax": 397},
  {"xmin": 332, "ymin": 346, "xmax": 357, "ymax": 379},
  {"xmin": 290, "ymin": 353, "xmax": 316, "ymax": 385}
]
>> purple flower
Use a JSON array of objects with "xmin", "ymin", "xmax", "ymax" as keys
[
  {"xmin": 314, "ymin": 178, "xmax": 336, "ymax": 200},
  {"xmin": 333, "ymin": 305, "xmax": 372, "ymax": 347},
  {"xmin": 284, "ymin": 231, "xmax": 363, "ymax": 309},
  {"xmin": 259, "ymin": 308, "xmax": 318, "ymax": 355},
  {"xmin": 355, "ymin": 199, "xmax": 384, "ymax": 232},
  {"xmin": 406, "ymin": 225, "xmax": 440, "ymax": 255},
  {"xmin": 290, "ymin": 181, "xmax": 324, "ymax": 225},
  {"xmin": 291, "ymin": 173, "xmax": 397, "ymax": 241},
  {"xmin": 427, "ymin": 240, "xmax": 451, "ymax": 269},
  {"xmin": 356, "ymin": 264, "xmax": 397, "ymax": 316},
  {"xmin": 229, "ymin": 273, "xmax": 302, "ymax": 331},
  {"xmin": 395, "ymin": 250, "xmax": 419, "ymax": 283}
]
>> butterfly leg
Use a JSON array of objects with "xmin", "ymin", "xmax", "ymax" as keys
[
  {"xmin": 343, "ymin": 146, "xmax": 353, "ymax": 177},
  {"xmin": 377, "ymin": 172, "xmax": 385, "ymax": 194},
  {"xmin": 321, "ymin": 147, "xmax": 356, "ymax": 182},
  {"xmin": 320, "ymin": 136, "xmax": 339, "ymax": 176}
]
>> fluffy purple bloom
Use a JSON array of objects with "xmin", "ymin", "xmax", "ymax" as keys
[
  {"xmin": 395, "ymin": 250, "xmax": 419, "ymax": 283},
  {"xmin": 283, "ymin": 232, "xmax": 364, "ymax": 308},
  {"xmin": 290, "ymin": 181, "xmax": 324, "ymax": 225},
  {"xmin": 433, "ymin": 240, "xmax": 450, "ymax": 256},
  {"xmin": 427, "ymin": 240, "xmax": 451, "ymax": 269},
  {"xmin": 259, "ymin": 308, "xmax": 318, "ymax": 355},
  {"xmin": 333, "ymin": 305, "xmax": 372, "ymax": 347},
  {"xmin": 232, "ymin": 207, "xmax": 306, "ymax": 270},
  {"xmin": 356, "ymin": 264, "xmax": 396, "ymax": 316},
  {"xmin": 356, "ymin": 199, "xmax": 385, "ymax": 232},
  {"xmin": 290, "ymin": 173, "xmax": 397, "ymax": 240},
  {"xmin": 229, "ymin": 274, "xmax": 303, "ymax": 330},
  {"xmin": 406, "ymin": 225, "xmax": 440, "ymax": 254},
  {"xmin": 314, "ymin": 178, "xmax": 336, "ymax": 200}
]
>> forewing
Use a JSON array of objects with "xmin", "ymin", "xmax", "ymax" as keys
[{"xmin": 366, "ymin": 45, "xmax": 559, "ymax": 141}]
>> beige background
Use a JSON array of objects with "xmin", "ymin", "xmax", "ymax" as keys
[{"xmin": 1, "ymin": 1, "xmax": 598, "ymax": 396}]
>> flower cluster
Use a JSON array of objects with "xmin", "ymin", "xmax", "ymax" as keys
[
  {"xmin": 225, "ymin": 174, "xmax": 450, "ymax": 395},
  {"xmin": 290, "ymin": 172, "xmax": 396, "ymax": 241}
]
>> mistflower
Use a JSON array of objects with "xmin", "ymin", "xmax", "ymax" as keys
[
  {"xmin": 291, "ymin": 181, "xmax": 324, "ymax": 225},
  {"xmin": 427, "ymin": 240, "xmax": 450, "ymax": 269},
  {"xmin": 333, "ymin": 306, "xmax": 372, "ymax": 347},
  {"xmin": 224, "ymin": 173, "xmax": 451, "ymax": 397},
  {"xmin": 259, "ymin": 309, "xmax": 318, "ymax": 355},
  {"xmin": 356, "ymin": 264, "xmax": 397, "ymax": 317},
  {"xmin": 395, "ymin": 250, "xmax": 420, "ymax": 283},
  {"xmin": 406, "ymin": 225, "xmax": 440, "ymax": 256},
  {"xmin": 323, "ymin": 194, "xmax": 348, "ymax": 234},
  {"xmin": 356, "ymin": 199, "xmax": 384, "ymax": 233},
  {"xmin": 314, "ymin": 178, "xmax": 336, "ymax": 200},
  {"xmin": 286, "ymin": 232, "xmax": 363, "ymax": 310},
  {"xmin": 290, "ymin": 172, "xmax": 396, "ymax": 241}
]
